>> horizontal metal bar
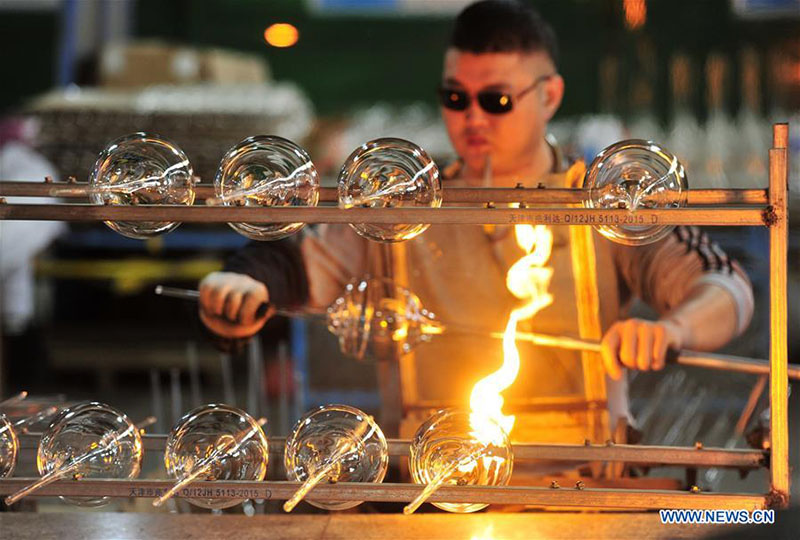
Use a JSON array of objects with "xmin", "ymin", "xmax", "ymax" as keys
[
  {"xmin": 676, "ymin": 350, "xmax": 800, "ymax": 380},
  {"xmin": 436, "ymin": 188, "xmax": 769, "ymax": 206},
  {"xmin": 407, "ymin": 396, "xmax": 609, "ymax": 413},
  {"xmin": 509, "ymin": 443, "xmax": 766, "ymax": 468},
  {"xmin": 15, "ymin": 435, "xmax": 767, "ymax": 469},
  {"xmin": 0, "ymin": 203, "xmax": 767, "ymax": 226},
  {"xmin": 502, "ymin": 330, "xmax": 800, "ymax": 380},
  {"xmin": 0, "ymin": 479, "xmax": 767, "ymax": 510},
  {"xmin": 0, "ymin": 181, "xmax": 770, "ymax": 205}
]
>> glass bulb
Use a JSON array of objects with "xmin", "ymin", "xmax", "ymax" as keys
[
  {"xmin": 0, "ymin": 414, "xmax": 19, "ymax": 478},
  {"xmin": 408, "ymin": 409, "xmax": 513, "ymax": 513},
  {"xmin": 89, "ymin": 132, "xmax": 195, "ymax": 239},
  {"xmin": 164, "ymin": 404, "xmax": 269, "ymax": 510},
  {"xmin": 326, "ymin": 277, "xmax": 444, "ymax": 360},
  {"xmin": 583, "ymin": 139, "xmax": 688, "ymax": 245},
  {"xmin": 214, "ymin": 135, "xmax": 320, "ymax": 240},
  {"xmin": 284, "ymin": 404, "xmax": 388, "ymax": 511},
  {"xmin": 338, "ymin": 138, "xmax": 441, "ymax": 243},
  {"xmin": 37, "ymin": 402, "xmax": 143, "ymax": 507}
]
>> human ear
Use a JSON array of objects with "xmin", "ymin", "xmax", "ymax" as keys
[{"xmin": 540, "ymin": 74, "xmax": 564, "ymax": 121}]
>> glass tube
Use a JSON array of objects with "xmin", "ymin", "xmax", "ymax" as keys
[
  {"xmin": 163, "ymin": 404, "xmax": 269, "ymax": 510},
  {"xmin": 284, "ymin": 404, "xmax": 388, "ymax": 511},
  {"xmin": 34, "ymin": 402, "xmax": 143, "ymax": 507},
  {"xmin": 212, "ymin": 135, "xmax": 320, "ymax": 240},
  {"xmin": 338, "ymin": 138, "xmax": 441, "ymax": 243},
  {"xmin": 583, "ymin": 139, "xmax": 688, "ymax": 245},
  {"xmin": 88, "ymin": 132, "xmax": 195, "ymax": 239},
  {"xmin": 326, "ymin": 277, "xmax": 444, "ymax": 360},
  {"xmin": 0, "ymin": 414, "xmax": 19, "ymax": 478},
  {"xmin": 407, "ymin": 409, "xmax": 513, "ymax": 513}
]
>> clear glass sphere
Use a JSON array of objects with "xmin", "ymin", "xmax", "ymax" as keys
[
  {"xmin": 338, "ymin": 137, "xmax": 441, "ymax": 243},
  {"xmin": 89, "ymin": 132, "xmax": 195, "ymax": 239},
  {"xmin": 326, "ymin": 277, "xmax": 443, "ymax": 360},
  {"xmin": 215, "ymin": 135, "xmax": 320, "ymax": 240},
  {"xmin": 284, "ymin": 404, "xmax": 388, "ymax": 511},
  {"xmin": 0, "ymin": 414, "xmax": 19, "ymax": 478},
  {"xmin": 164, "ymin": 404, "xmax": 269, "ymax": 510},
  {"xmin": 37, "ymin": 401, "xmax": 143, "ymax": 507},
  {"xmin": 408, "ymin": 409, "xmax": 514, "ymax": 513},
  {"xmin": 583, "ymin": 139, "xmax": 688, "ymax": 245}
]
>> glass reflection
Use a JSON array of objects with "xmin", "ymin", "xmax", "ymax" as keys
[
  {"xmin": 583, "ymin": 139, "xmax": 688, "ymax": 245},
  {"xmin": 338, "ymin": 138, "xmax": 441, "ymax": 243}
]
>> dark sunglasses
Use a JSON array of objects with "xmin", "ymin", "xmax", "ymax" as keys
[{"xmin": 438, "ymin": 74, "xmax": 555, "ymax": 114}]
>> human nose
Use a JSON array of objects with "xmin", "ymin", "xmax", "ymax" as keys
[{"xmin": 464, "ymin": 96, "xmax": 489, "ymax": 128}]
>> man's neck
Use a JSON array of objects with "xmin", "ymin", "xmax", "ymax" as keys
[{"xmin": 464, "ymin": 138, "xmax": 556, "ymax": 188}]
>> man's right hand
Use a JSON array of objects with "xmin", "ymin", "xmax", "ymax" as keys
[{"xmin": 198, "ymin": 271, "xmax": 271, "ymax": 339}]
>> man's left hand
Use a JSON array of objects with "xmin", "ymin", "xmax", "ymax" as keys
[{"xmin": 601, "ymin": 319, "xmax": 685, "ymax": 380}]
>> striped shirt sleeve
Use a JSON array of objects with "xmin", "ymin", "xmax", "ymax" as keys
[{"xmin": 611, "ymin": 226, "xmax": 754, "ymax": 335}]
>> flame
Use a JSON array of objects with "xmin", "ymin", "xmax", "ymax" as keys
[
  {"xmin": 469, "ymin": 223, "xmax": 553, "ymax": 444},
  {"xmin": 623, "ymin": 0, "xmax": 646, "ymax": 30}
]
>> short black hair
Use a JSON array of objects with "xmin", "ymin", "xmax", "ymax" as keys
[{"xmin": 450, "ymin": 0, "xmax": 558, "ymax": 66}]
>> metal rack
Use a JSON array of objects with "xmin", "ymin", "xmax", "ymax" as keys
[
  {"xmin": 0, "ymin": 434, "xmax": 772, "ymax": 510},
  {"xmin": 0, "ymin": 123, "xmax": 791, "ymax": 510}
]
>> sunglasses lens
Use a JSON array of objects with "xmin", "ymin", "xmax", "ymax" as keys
[
  {"xmin": 439, "ymin": 88, "xmax": 468, "ymax": 111},
  {"xmin": 478, "ymin": 92, "xmax": 513, "ymax": 114}
]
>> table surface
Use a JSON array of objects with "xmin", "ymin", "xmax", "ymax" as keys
[{"xmin": 0, "ymin": 511, "xmax": 753, "ymax": 540}]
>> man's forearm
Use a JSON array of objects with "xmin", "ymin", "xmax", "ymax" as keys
[{"xmin": 662, "ymin": 283, "xmax": 741, "ymax": 351}]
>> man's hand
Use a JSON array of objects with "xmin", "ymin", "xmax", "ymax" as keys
[
  {"xmin": 601, "ymin": 319, "xmax": 686, "ymax": 380},
  {"xmin": 198, "ymin": 271, "xmax": 272, "ymax": 339}
]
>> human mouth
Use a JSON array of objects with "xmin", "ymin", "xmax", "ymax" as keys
[{"xmin": 465, "ymin": 135, "xmax": 490, "ymax": 149}]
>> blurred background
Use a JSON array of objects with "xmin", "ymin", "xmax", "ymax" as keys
[{"xmin": 1, "ymin": 0, "xmax": 800, "ymax": 508}]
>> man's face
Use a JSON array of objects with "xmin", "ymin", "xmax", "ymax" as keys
[{"xmin": 440, "ymin": 49, "xmax": 562, "ymax": 177}]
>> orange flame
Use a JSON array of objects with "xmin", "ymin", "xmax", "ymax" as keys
[
  {"xmin": 469, "ymin": 223, "xmax": 553, "ymax": 444},
  {"xmin": 624, "ymin": 0, "xmax": 646, "ymax": 30}
]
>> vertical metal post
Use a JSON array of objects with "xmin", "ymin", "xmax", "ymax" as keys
[
  {"xmin": 369, "ymin": 243, "xmax": 403, "ymax": 437},
  {"xmin": 290, "ymin": 319, "xmax": 308, "ymax": 416},
  {"xmin": 278, "ymin": 341, "xmax": 289, "ymax": 435},
  {"xmin": 247, "ymin": 337, "xmax": 260, "ymax": 417},
  {"xmin": 187, "ymin": 341, "xmax": 202, "ymax": 408},
  {"xmin": 392, "ymin": 242, "xmax": 419, "ymax": 426},
  {"xmin": 149, "ymin": 369, "xmax": 164, "ymax": 433},
  {"xmin": 169, "ymin": 367, "xmax": 182, "ymax": 427},
  {"xmin": 768, "ymin": 123, "xmax": 789, "ymax": 506},
  {"xmin": 293, "ymin": 370, "xmax": 304, "ymax": 427},
  {"xmin": 220, "ymin": 353, "xmax": 235, "ymax": 406},
  {"xmin": 567, "ymin": 168, "xmax": 609, "ymax": 448}
]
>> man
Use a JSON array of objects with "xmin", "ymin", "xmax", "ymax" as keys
[{"xmin": 198, "ymin": 1, "xmax": 752, "ymax": 439}]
